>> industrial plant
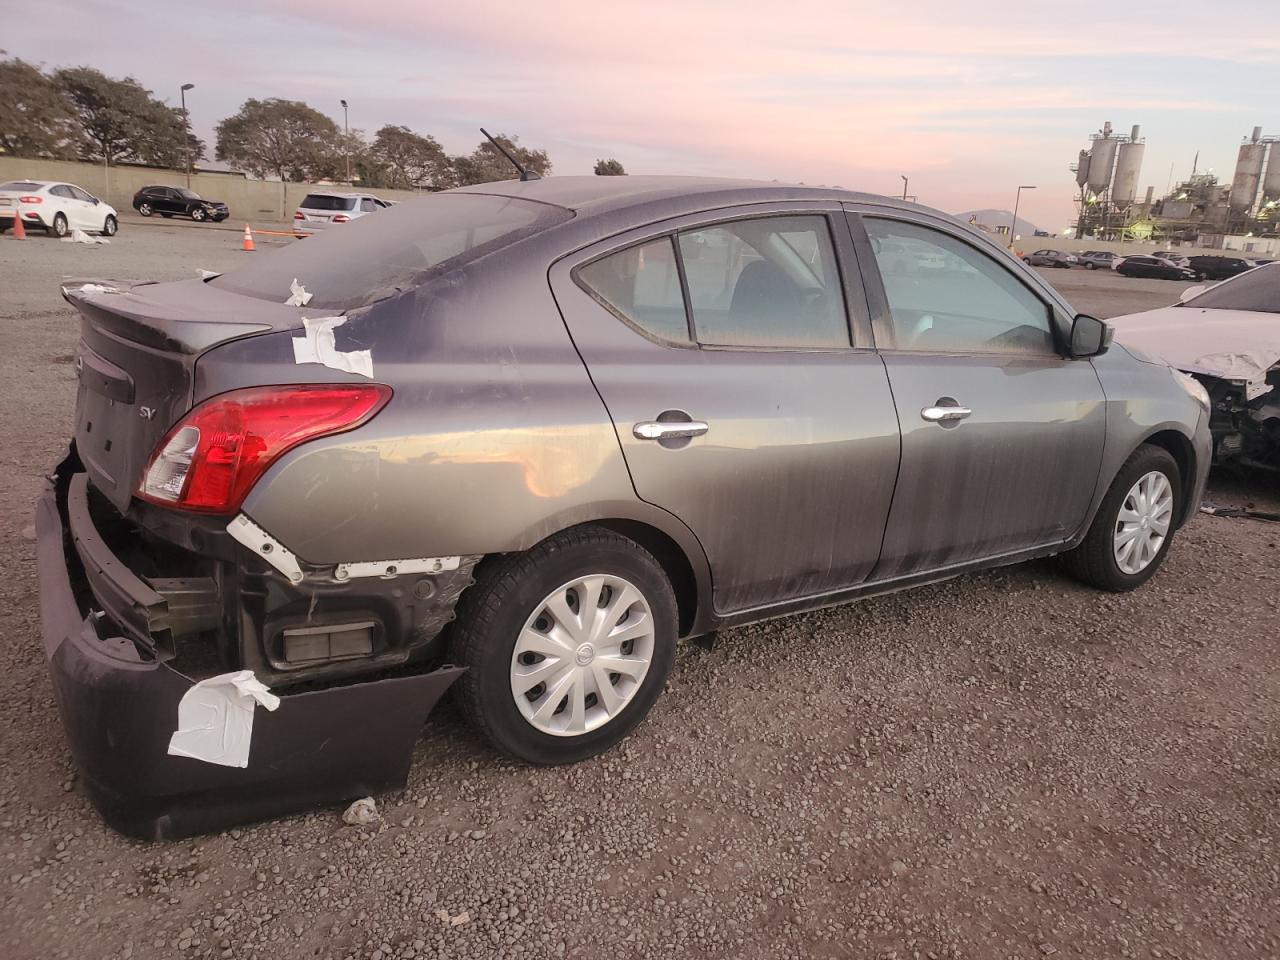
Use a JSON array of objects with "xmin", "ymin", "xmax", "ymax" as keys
[{"xmin": 1071, "ymin": 123, "xmax": 1280, "ymax": 248}]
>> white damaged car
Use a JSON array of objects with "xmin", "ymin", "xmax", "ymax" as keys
[{"xmin": 1109, "ymin": 263, "xmax": 1280, "ymax": 469}]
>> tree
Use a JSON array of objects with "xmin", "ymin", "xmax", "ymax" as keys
[
  {"xmin": 369, "ymin": 125, "xmax": 451, "ymax": 190},
  {"xmin": 0, "ymin": 56, "xmax": 82, "ymax": 159},
  {"xmin": 451, "ymin": 133, "xmax": 551, "ymax": 186},
  {"xmin": 594, "ymin": 158, "xmax": 626, "ymax": 176},
  {"xmin": 55, "ymin": 66, "xmax": 199, "ymax": 167},
  {"xmin": 216, "ymin": 99, "xmax": 340, "ymax": 215}
]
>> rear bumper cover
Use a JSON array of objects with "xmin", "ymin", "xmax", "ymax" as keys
[{"xmin": 36, "ymin": 455, "xmax": 463, "ymax": 840}]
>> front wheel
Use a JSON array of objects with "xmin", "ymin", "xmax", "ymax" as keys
[
  {"xmin": 102, "ymin": 214, "xmax": 117, "ymax": 237},
  {"xmin": 1063, "ymin": 444, "xmax": 1180, "ymax": 591},
  {"xmin": 51, "ymin": 212, "xmax": 69, "ymax": 238},
  {"xmin": 450, "ymin": 527, "xmax": 677, "ymax": 764},
  {"xmin": 191, "ymin": 207, "xmax": 206, "ymax": 222}
]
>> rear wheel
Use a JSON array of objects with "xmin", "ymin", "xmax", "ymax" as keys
[
  {"xmin": 1063, "ymin": 444, "xmax": 1180, "ymax": 591},
  {"xmin": 137, "ymin": 202, "xmax": 153, "ymax": 217},
  {"xmin": 51, "ymin": 213, "xmax": 68, "ymax": 238},
  {"xmin": 450, "ymin": 527, "xmax": 677, "ymax": 764},
  {"xmin": 1086, "ymin": 262, "xmax": 1096, "ymax": 269},
  {"xmin": 102, "ymin": 215, "xmax": 117, "ymax": 236}
]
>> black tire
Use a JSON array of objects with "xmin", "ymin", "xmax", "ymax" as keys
[
  {"xmin": 1062, "ymin": 444, "xmax": 1181, "ymax": 592},
  {"xmin": 51, "ymin": 213, "xmax": 68, "ymax": 238},
  {"xmin": 450, "ymin": 526, "xmax": 678, "ymax": 764},
  {"xmin": 102, "ymin": 215, "xmax": 117, "ymax": 237},
  {"xmin": 137, "ymin": 202, "xmax": 153, "ymax": 217},
  {"xmin": 1086, "ymin": 262, "xmax": 1096, "ymax": 269},
  {"xmin": 191, "ymin": 207, "xmax": 206, "ymax": 222}
]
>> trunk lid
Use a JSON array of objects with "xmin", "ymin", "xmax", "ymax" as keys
[{"xmin": 65, "ymin": 278, "xmax": 302, "ymax": 512}]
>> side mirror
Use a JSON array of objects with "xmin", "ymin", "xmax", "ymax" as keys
[
  {"xmin": 1178, "ymin": 285, "xmax": 1204, "ymax": 303},
  {"xmin": 1070, "ymin": 314, "xmax": 1112, "ymax": 358}
]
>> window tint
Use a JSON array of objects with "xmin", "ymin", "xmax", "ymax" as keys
[
  {"xmin": 359, "ymin": 198, "xmax": 377, "ymax": 212},
  {"xmin": 50, "ymin": 185, "xmax": 74, "ymax": 199},
  {"xmin": 865, "ymin": 218, "xmax": 1054, "ymax": 355},
  {"xmin": 301, "ymin": 194, "xmax": 357, "ymax": 211},
  {"xmin": 677, "ymin": 215, "xmax": 849, "ymax": 348},
  {"xmin": 1183, "ymin": 263, "xmax": 1279, "ymax": 314},
  {"xmin": 577, "ymin": 238, "xmax": 689, "ymax": 343},
  {"xmin": 70, "ymin": 186, "xmax": 95, "ymax": 202}
]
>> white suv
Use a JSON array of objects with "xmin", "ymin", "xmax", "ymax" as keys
[{"xmin": 293, "ymin": 191, "xmax": 391, "ymax": 236}]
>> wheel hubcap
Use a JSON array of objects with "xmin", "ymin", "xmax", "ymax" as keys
[
  {"xmin": 1113, "ymin": 470, "xmax": 1174, "ymax": 575},
  {"xmin": 510, "ymin": 574, "xmax": 655, "ymax": 737}
]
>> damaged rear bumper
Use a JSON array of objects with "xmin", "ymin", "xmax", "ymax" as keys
[{"xmin": 36, "ymin": 459, "xmax": 463, "ymax": 840}]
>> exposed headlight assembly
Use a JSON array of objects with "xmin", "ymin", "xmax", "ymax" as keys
[{"xmin": 1172, "ymin": 368, "xmax": 1210, "ymax": 413}]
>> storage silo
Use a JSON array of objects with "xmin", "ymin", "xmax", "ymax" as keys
[
  {"xmin": 1263, "ymin": 142, "xmax": 1280, "ymax": 205},
  {"xmin": 1086, "ymin": 135, "xmax": 1117, "ymax": 196},
  {"xmin": 1075, "ymin": 149, "xmax": 1091, "ymax": 189},
  {"xmin": 1230, "ymin": 127, "xmax": 1265, "ymax": 213},
  {"xmin": 1112, "ymin": 126, "xmax": 1144, "ymax": 208}
]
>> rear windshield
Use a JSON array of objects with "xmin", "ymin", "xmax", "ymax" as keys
[
  {"xmin": 301, "ymin": 194, "xmax": 357, "ymax": 211},
  {"xmin": 213, "ymin": 193, "xmax": 571, "ymax": 310},
  {"xmin": 1183, "ymin": 263, "xmax": 1279, "ymax": 314},
  {"xmin": 0, "ymin": 181, "xmax": 41, "ymax": 191}
]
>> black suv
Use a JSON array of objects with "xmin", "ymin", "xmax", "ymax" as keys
[
  {"xmin": 1187, "ymin": 255, "xmax": 1253, "ymax": 281},
  {"xmin": 132, "ymin": 185, "xmax": 229, "ymax": 223}
]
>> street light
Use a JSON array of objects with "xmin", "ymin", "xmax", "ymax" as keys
[
  {"xmin": 340, "ymin": 99, "xmax": 350, "ymax": 184},
  {"xmin": 180, "ymin": 83, "xmax": 195, "ymax": 188},
  {"xmin": 901, "ymin": 175, "xmax": 909, "ymax": 201},
  {"xmin": 1009, "ymin": 184, "xmax": 1036, "ymax": 249}
]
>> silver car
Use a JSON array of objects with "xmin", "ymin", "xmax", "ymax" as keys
[
  {"xmin": 293, "ymin": 190, "xmax": 391, "ymax": 235},
  {"xmin": 37, "ymin": 177, "xmax": 1211, "ymax": 838},
  {"xmin": 1023, "ymin": 249, "xmax": 1078, "ymax": 268}
]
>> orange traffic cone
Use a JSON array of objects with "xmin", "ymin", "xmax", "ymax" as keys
[
  {"xmin": 241, "ymin": 224, "xmax": 255, "ymax": 252},
  {"xmin": 11, "ymin": 211, "xmax": 27, "ymax": 240}
]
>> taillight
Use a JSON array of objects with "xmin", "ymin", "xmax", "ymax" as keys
[
  {"xmin": 332, "ymin": 214, "xmax": 350, "ymax": 223},
  {"xmin": 294, "ymin": 211, "xmax": 304, "ymax": 220},
  {"xmin": 19, "ymin": 195, "xmax": 42, "ymax": 204},
  {"xmin": 138, "ymin": 384, "xmax": 392, "ymax": 513}
]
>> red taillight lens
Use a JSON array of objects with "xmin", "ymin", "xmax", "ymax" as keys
[
  {"xmin": 19, "ymin": 195, "xmax": 42, "ymax": 204},
  {"xmin": 332, "ymin": 214, "xmax": 350, "ymax": 223},
  {"xmin": 138, "ymin": 384, "xmax": 391, "ymax": 513},
  {"xmin": 294, "ymin": 211, "xmax": 304, "ymax": 220}
]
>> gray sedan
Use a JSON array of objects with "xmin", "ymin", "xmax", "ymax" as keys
[
  {"xmin": 1023, "ymin": 248, "xmax": 1078, "ymax": 268},
  {"xmin": 38, "ymin": 177, "xmax": 1211, "ymax": 837}
]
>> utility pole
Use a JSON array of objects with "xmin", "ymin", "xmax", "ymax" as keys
[
  {"xmin": 1009, "ymin": 185, "xmax": 1036, "ymax": 249},
  {"xmin": 340, "ymin": 99, "xmax": 350, "ymax": 184},
  {"xmin": 180, "ymin": 83, "xmax": 195, "ymax": 188}
]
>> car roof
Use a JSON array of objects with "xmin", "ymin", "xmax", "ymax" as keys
[
  {"xmin": 302, "ymin": 191, "xmax": 373, "ymax": 199},
  {"xmin": 453, "ymin": 175, "xmax": 926, "ymax": 220}
]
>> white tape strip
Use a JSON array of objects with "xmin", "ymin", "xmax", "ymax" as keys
[
  {"xmin": 167, "ymin": 671, "xmax": 280, "ymax": 768},
  {"xmin": 291, "ymin": 315, "xmax": 373, "ymax": 379}
]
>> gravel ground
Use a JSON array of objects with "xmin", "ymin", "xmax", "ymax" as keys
[{"xmin": 2, "ymin": 228, "xmax": 1278, "ymax": 960}]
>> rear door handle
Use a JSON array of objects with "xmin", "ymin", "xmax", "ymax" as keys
[
  {"xmin": 633, "ymin": 420, "xmax": 709, "ymax": 440},
  {"xmin": 920, "ymin": 404, "xmax": 972, "ymax": 423}
]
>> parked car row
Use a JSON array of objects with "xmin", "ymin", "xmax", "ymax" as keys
[
  {"xmin": 1024, "ymin": 246, "xmax": 1267, "ymax": 283},
  {"xmin": 0, "ymin": 180, "xmax": 119, "ymax": 237}
]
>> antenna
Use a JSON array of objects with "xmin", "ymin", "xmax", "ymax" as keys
[{"xmin": 480, "ymin": 128, "xmax": 540, "ymax": 181}]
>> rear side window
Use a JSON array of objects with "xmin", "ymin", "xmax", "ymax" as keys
[
  {"xmin": 213, "ymin": 193, "xmax": 571, "ymax": 310},
  {"xmin": 577, "ymin": 238, "xmax": 689, "ymax": 343},
  {"xmin": 302, "ymin": 194, "xmax": 357, "ymax": 211},
  {"xmin": 576, "ymin": 214, "xmax": 852, "ymax": 350},
  {"xmin": 359, "ymin": 198, "xmax": 377, "ymax": 212},
  {"xmin": 50, "ymin": 185, "xmax": 75, "ymax": 199}
]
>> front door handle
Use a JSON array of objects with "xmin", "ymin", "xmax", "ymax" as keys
[
  {"xmin": 633, "ymin": 420, "xmax": 709, "ymax": 440},
  {"xmin": 920, "ymin": 404, "xmax": 972, "ymax": 423}
]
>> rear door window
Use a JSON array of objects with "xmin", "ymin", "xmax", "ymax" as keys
[
  {"xmin": 50, "ymin": 185, "xmax": 75, "ymax": 199},
  {"xmin": 677, "ymin": 215, "xmax": 849, "ymax": 348},
  {"xmin": 359, "ymin": 198, "xmax": 377, "ymax": 212}
]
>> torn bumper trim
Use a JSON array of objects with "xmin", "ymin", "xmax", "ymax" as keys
[{"xmin": 36, "ymin": 465, "xmax": 464, "ymax": 840}]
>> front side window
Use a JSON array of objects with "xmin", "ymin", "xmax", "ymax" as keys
[
  {"xmin": 677, "ymin": 215, "xmax": 849, "ymax": 348},
  {"xmin": 577, "ymin": 238, "xmax": 689, "ymax": 343},
  {"xmin": 864, "ymin": 218, "xmax": 1055, "ymax": 355}
]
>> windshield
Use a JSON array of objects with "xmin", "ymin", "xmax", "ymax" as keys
[
  {"xmin": 1183, "ymin": 263, "xmax": 1280, "ymax": 314},
  {"xmin": 213, "ymin": 192, "xmax": 571, "ymax": 310},
  {"xmin": 301, "ymin": 194, "xmax": 357, "ymax": 211}
]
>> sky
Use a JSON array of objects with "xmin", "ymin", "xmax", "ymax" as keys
[{"xmin": 12, "ymin": 0, "xmax": 1280, "ymax": 231}]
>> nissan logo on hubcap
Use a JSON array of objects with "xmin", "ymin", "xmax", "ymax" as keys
[{"xmin": 575, "ymin": 643, "xmax": 595, "ymax": 666}]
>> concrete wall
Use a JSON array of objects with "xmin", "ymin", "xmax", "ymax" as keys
[{"xmin": 0, "ymin": 156, "xmax": 429, "ymax": 222}]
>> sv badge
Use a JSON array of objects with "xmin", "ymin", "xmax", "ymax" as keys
[{"xmin": 138, "ymin": 406, "xmax": 156, "ymax": 420}]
